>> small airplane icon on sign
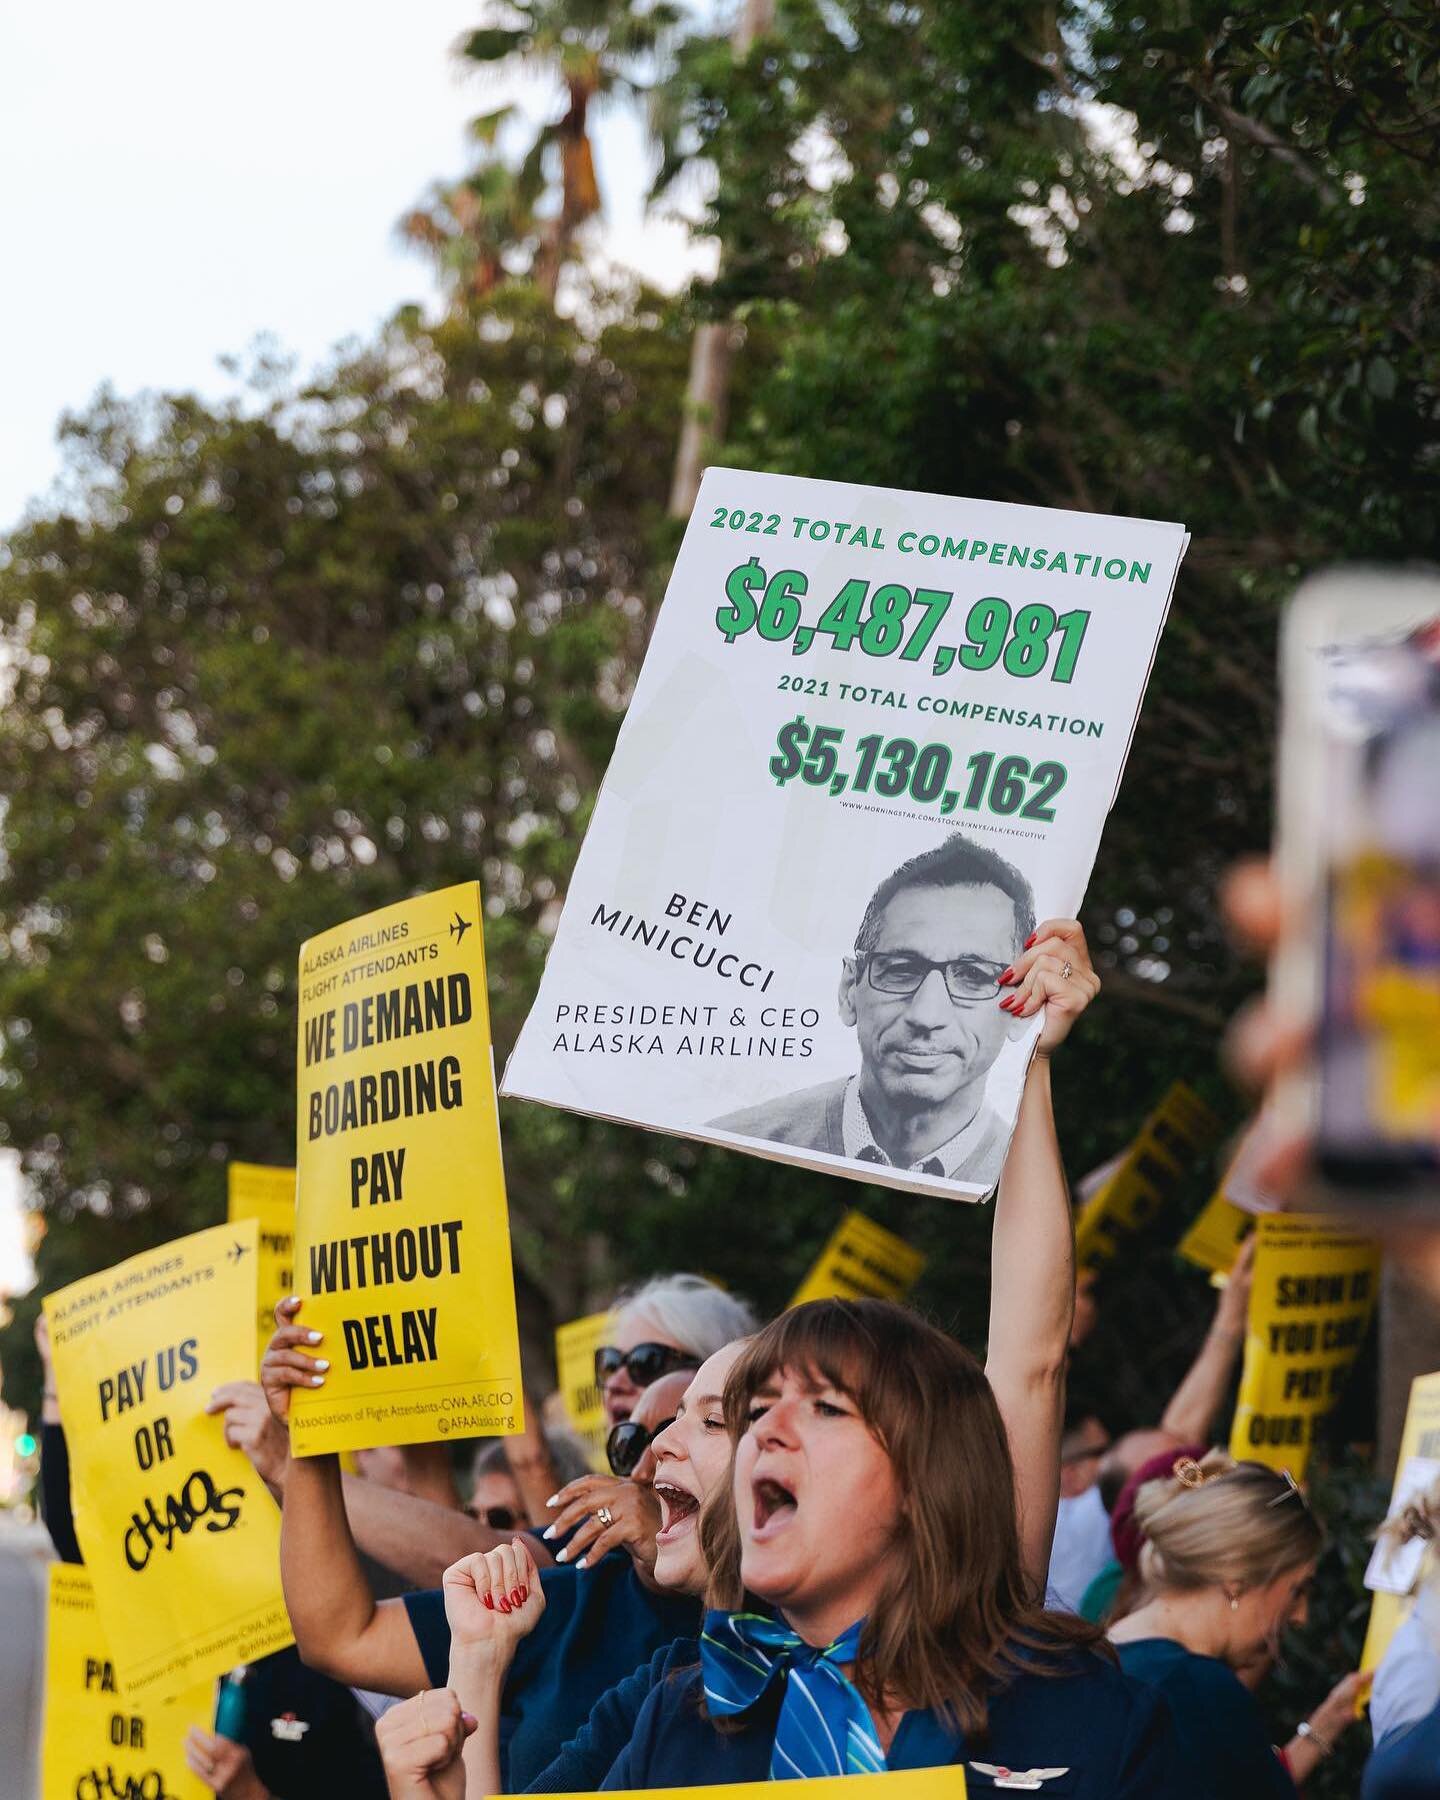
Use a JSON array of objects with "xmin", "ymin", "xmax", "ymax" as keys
[
  {"xmin": 449, "ymin": 912, "xmax": 472, "ymax": 945},
  {"xmin": 227, "ymin": 1240, "xmax": 250, "ymax": 1264}
]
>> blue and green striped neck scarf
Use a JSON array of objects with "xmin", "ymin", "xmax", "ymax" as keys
[{"xmin": 701, "ymin": 1609, "xmax": 885, "ymax": 1780}]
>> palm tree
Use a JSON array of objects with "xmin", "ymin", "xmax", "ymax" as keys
[
  {"xmin": 398, "ymin": 145, "xmax": 542, "ymax": 302},
  {"xmin": 457, "ymin": 0, "xmax": 682, "ymax": 300}
]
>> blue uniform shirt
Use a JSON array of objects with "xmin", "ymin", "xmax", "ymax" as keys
[
  {"xmin": 599, "ymin": 1650, "xmax": 1185, "ymax": 1794},
  {"xmin": 1116, "ymin": 1639, "xmax": 1296, "ymax": 1799},
  {"xmin": 1363, "ymin": 1694, "xmax": 1440, "ymax": 1799},
  {"xmin": 526, "ymin": 1639, "xmax": 699, "ymax": 1792},
  {"xmin": 404, "ymin": 1557, "xmax": 699, "ymax": 1792}
]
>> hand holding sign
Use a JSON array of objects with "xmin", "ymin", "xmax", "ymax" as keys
[
  {"xmin": 1000, "ymin": 917, "xmax": 1101, "ymax": 1055},
  {"xmin": 204, "ymin": 1380, "xmax": 290, "ymax": 1493},
  {"xmin": 259, "ymin": 1296, "xmax": 329, "ymax": 1423}
]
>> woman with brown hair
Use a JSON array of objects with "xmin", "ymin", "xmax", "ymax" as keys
[
  {"xmin": 597, "ymin": 1296, "xmax": 1184, "ymax": 1794},
  {"xmin": 1108, "ymin": 1450, "xmax": 1340, "ymax": 1796}
]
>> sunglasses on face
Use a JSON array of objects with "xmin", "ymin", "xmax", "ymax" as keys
[
  {"xmin": 860, "ymin": 950, "xmax": 1010, "ymax": 1004},
  {"xmin": 594, "ymin": 1343, "xmax": 701, "ymax": 1389},
  {"xmin": 607, "ymin": 1416, "xmax": 675, "ymax": 1478},
  {"xmin": 467, "ymin": 1503, "xmax": 518, "ymax": 1529}
]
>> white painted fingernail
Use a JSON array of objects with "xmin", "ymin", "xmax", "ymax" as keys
[
  {"xmin": 576, "ymin": 1556, "xmax": 588, "ymax": 1569},
  {"xmin": 544, "ymin": 1494, "xmax": 559, "ymax": 1507},
  {"xmin": 307, "ymin": 1331, "xmax": 323, "ymax": 1344},
  {"xmin": 541, "ymin": 1525, "xmax": 556, "ymax": 1541},
  {"xmin": 555, "ymin": 1547, "xmax": 569, "ymax": 1563},
  {"xmin": 309, "ymin": 1375, "xmax": 325, "ymax": 1386},
  {"xmin": 313, "ymin": 1360, "xmax": 329, "ymax": 1371}
]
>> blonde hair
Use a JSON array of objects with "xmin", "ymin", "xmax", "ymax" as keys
[{"xmin": 1131, "ymin": 1450, "xmax": 1323, "ymax": 1595}]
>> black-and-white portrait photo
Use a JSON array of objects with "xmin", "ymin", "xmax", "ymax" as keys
[{"xmin": 710, "ymin": 834, "xmax": 1035, "ymax": 1188}]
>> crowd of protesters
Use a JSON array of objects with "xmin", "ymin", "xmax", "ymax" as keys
[{"xmin": 33, "ymin": 910, "xmax": 1440, "ymax": 1798}]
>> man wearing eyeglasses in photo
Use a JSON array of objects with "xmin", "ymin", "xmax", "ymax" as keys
[{"xmin": 710, "ymin": 834, "xmax": 1041, "ymax": 1188}]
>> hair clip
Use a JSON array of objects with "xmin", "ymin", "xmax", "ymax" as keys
[
  {"xmin": 1173, "ymin": 1457, "xmax": 1205, "ymax": 1490},
  {"xmin": 1267, "ymin": 1467, "xmax": 1308, "ymax": 1509}
]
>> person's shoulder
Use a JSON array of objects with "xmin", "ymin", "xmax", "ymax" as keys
[
  {"xmin": 1116, "ymin": 1639, "xmax": 1253, "ymax": 1715},
  {"xmin": 598, "ymin": 1664, "xmax": 707, "ymax": 1791},
  {"xmin": 985, "ymin": 1641, "xmax": 1188, "ymax": 1795},
  {"xmin": 1001, "ymin": 1638, "xmax": 1135, "ymax": 1698},
  {"xmin": 709, "ymin": 1077, "xmax": 847, "ymax": 1143}
]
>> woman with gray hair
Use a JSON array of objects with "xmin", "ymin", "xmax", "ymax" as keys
[{"xmin": 597, "ymin": 1273, "xmax": 758, "ymax": 1425}]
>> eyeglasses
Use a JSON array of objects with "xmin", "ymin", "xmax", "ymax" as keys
[
  {"xmin": 860, "ymin": 950, "xmax": 1010, "ymax": 1004},
  {"xmin": 594, "ymin": 1343, "xmax": 701, "ymax": 1389},
  {"xmin": 606, "ymin": 1416, "xmax": 676, "ymax": 1478}
]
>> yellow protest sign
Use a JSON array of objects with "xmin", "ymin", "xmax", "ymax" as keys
[
  {"xmin": 1178, "ymin": 1119, "xmax": 1284, "ymax": 1276},
  {"xmin": 42, "ymin": 1563, "xmax": 211, "ymax": 1800},
  {"xmin": 291, "ymin": 883, "xmax": 523, "ymax": 1456},
  {"xmin": 43, "ymin": 1220, "xmax": 292, "ymax": 1700},
  {"xmin": 540, "ymin": 1770, "xmax": 966, "ymax": 1800},
  {"xmin": 1177, "ymin": 1190, "xmax": 1253, "ymax": 1277},
  {"xmin": 1362, "ymin": 1372, "xmax": 1440, "ymax": 1673},
  {"xmin": 1229, "ymin": 1214, "xmax": 1380, "ymax": 1481},
  {"xmin": 790, "ymin": 1211, "xmax": 926, "ymax": 1307},
  {"xmin": 227, "ymin": 1161, "xmax": 296, "ymax": 1369},
  {"xmin": 555, "ymin": 1311, "xmax": 611, "ymax": 1471},
  {"xmin": 1073, "ymin": 1082, "xmax": 1221, "ymax": 1273}
]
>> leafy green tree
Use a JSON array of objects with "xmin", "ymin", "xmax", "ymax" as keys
[{"xmin": 0, "ymin": 287, "xmax": 694, "ymax": 1397}]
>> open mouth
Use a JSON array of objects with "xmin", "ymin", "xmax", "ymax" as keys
[
  {"xmin": 750, "ymin": 1476, "xmax": 798, "ymax": 1539},
  {"xmin": 654, "ymin": 1481, "xmax": 700, "ymax": 1543}
]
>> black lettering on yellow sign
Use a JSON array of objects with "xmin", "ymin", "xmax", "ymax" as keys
[
  {"xmin": 342, "ymin": 1308, "xmax": 440, "ymax": 1369},
  {"xmin": 306, "ymin": 1056, "xmax": 463, "ymax": 1140},
  {"xmin": 310, "ymin": 1221, "xmax": 464, "ymax": 1292},
  {"xmin": 303, "ymin": 974, "xmax": 473, "ymax": 1066},
  {"xmin": 123, "ymin": 1469, "xmax": 244, "ymax": 1570},
  {"xmin": 97, "ymin": 1342, "xmax": 199, "ymax": 1421}
]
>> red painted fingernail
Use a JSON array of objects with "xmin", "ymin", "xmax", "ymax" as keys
[
  {"xmin": 512, "ymin": 1586, "xmax": 525, "ymax": 1606},
  {"xmin": 999, "ymin": 967, "xmax": 1016, "ymax": 986},
  {"xmin": 1023, "ymin": 934, "xmax": 1037, "ymax": 950},
  {"xmin": 498, "ymin": 1597, "xmax": 512, "ymax": 1613},
  {"xmin": 483, "ymin": 1591, "xmax": 495, "ymax": 1610}
]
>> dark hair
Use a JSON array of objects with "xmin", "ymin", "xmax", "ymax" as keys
[
  {"xmin": 700, "ymin": 1298, "xmax": 1103, "ymax": 1741},
  {"xmin": 853, "ymin": 835, "xmax": 1036, "ymax": 957}
]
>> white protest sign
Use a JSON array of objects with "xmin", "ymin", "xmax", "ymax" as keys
[
  {"xmin": 503, "ymin": 468, "xmax": 1186, "ymax": 1198},
  {"xmin": 1366, "ymin": 1455, "xmax": 1440, "ymax": 1596}
]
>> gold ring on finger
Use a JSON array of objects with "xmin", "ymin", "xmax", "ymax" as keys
[{"xmin": 596, "ymin": 1505, "xmax": 614, "ymax": 1527}]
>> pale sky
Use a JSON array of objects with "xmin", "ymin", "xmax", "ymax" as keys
[{"xmin": 0, "ymin": 1, "xmax": 709, "ymax": 533}]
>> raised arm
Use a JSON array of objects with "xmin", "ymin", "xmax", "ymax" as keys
[
  {"xmin": 1158, "ymin": 1236, "xmax": 1253, "ymax": 1443},
  {"xmin": 339, "ymin": 1470, "xmax": 554, "ymax": 1588},
  {"xmin": 443, "ymin": 1542, "xmax": 546, "ymax": 1800},
  {"xmin": 985, "ymin": 918, "xmax": 1100, "ymax": 1589},
  {"xmin": 260, "ymin": 1303, "xmax": 427, "ymax": 1694}
]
